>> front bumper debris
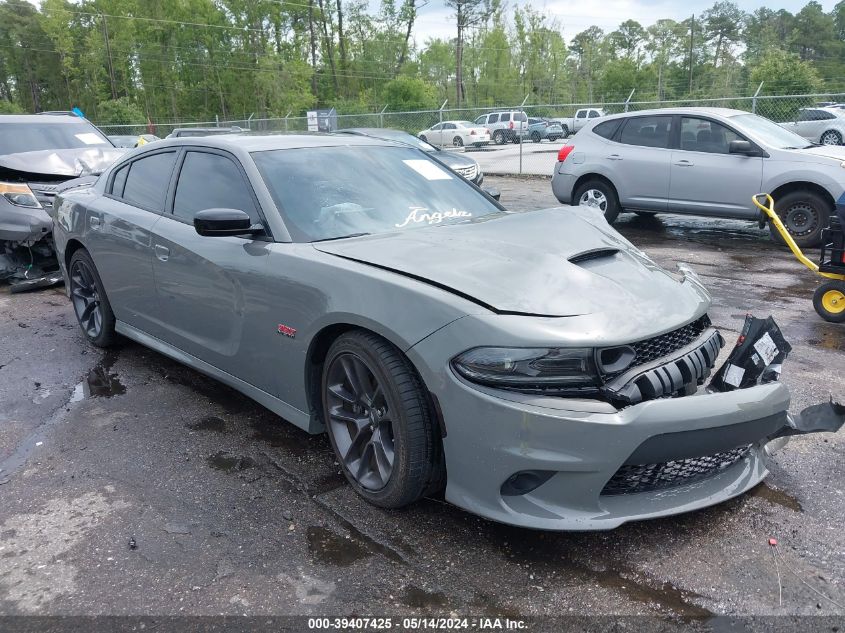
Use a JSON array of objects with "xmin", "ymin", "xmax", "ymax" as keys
[{"xmin": 0, "ymin": 239, "xmax": 63, "ymax": 293}]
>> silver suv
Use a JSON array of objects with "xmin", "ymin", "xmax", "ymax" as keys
[
  {"xmin": 474, "ymin": 111, "xmax": 528, "ymax": 145},
  {"xmin": 551, "ymin": 107, "xmax": 845, "ymax": 247}
]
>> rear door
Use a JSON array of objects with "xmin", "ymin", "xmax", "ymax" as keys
[
  {"xmin": 668, "ymin": 116, "xmax": 763, "ymax": 218},
  {"xmin": 84, "ymin": 149, "xmax": 177, "ymax": 336},
  {"xmin": 795, "ymin": 109, "xmax": 828, "ymax": 141},
  {"xmin": 610, "ymin": 115, "xmax": 673, "ymax": 211},
  {"xmin": 149, "ymin": 147, "xmax": 276, "ymax": 392}
]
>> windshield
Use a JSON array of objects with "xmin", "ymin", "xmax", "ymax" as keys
[
  {"xmin": 729, "ymin": 113, "xmax": 814, "ymax": 149},
  {"xmin": 253, "ymin": 146, "xmax": 505, "ymax": 242},
  {"xmin": 0, "ymin": 121, "xmax": 111, "ymax": 154}
]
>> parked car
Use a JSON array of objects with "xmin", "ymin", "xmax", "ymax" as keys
[
  {"xmin": 551, "ymin": 107, "xmax": 845, "ymax": 247},
  {"xmin": 553, "ymin": 108, "xmax": 607, "ymax": 137},
  {"xmin": 779, "ymin": 107, "xmax": 845, "ymax": 146},
  {"xmin": 527, "ymin": 118, "xmax": 564, "ymax": 143},
  {"xmin": 165, "ymin": 126, "xmax": 246, "ymax": 138},
  {"xmin": 473, "ymin": 111, "xmax": 528, "ymax": 145},
  {"xmin": 336, "ymin": 128, "xmax": 483, "ymax": 185},
  {"xmin": 0, "ymin": 114, "xmax": 123, "ymax": 290},
  {"xmin": 418, "ymin": 120, "xmax": 490, "ymax": 147},
  {"xmin": 108, "ymin": 134, "xmax": 160, "ymax": 148},
  {"xmin": 51, "ymin": 133, "xmax": 836, "ymax": 529}
]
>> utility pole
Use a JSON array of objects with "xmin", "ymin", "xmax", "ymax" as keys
[
  {"xmin": 101, "ymin": 13, "xmax": 118, "ymax": 100},
  {"xmin": 688, "ymin": 14, "xmax": 694, "ymax": 95}
]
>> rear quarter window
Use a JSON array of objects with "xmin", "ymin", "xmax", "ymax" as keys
[
  {"xmin": 120, "ymin": 151, "xmax": 177, "ymax": 212},
  {"xmin": 592, "ymin": 119, "xmax": 622, "ymax": 140}
]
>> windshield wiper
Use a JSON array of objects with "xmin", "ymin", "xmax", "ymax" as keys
[{"xmin": 311, "ymin": 232, "xmax": 371, "ymax": 243}]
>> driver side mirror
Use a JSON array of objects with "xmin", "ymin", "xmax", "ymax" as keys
[
  {"xmin": 194, "ymin": 208, "xmax": 263, "ymax": 237},
  {"xmin": 482, "ymin": 187, "xmax": 501, "ymax": 201},
  {"xmin": 728, "ymin": 140, "xmax": 759, "ymax": 156}
]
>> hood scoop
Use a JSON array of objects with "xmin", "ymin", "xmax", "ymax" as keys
[{"xmin": 568, "ymin": 248, "xmax": 620, "ymax": 265}]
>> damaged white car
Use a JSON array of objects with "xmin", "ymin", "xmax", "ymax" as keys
[{"xmin": 0, "ymin": 113, "xmax": 124, "ymax": 291}]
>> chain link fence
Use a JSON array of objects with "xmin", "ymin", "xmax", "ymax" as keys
[{"xmin": 97, "ymin": 92, "xmax": 845, "ymax": 177}]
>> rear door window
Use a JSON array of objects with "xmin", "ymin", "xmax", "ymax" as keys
[
  {"xmin": 121, "ymin": 151, "xmax": 177, "ymax": 212},
  {"xmin": 618, "ymin": 116, "xmax": 672, "ymax": 149},
  {"xmin": 588, "ymin": 110, "xmax": 601, "ymax": 118},
  {"xmin": 172, "ymin": 151, "xmax": 259, "ymax": 224}
]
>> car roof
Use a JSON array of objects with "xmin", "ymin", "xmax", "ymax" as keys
[
  {"xmin": 135, "ymin": 133, "xmax": 397, "ymax": 153},
  {"xmin": 0, "ymin": 114, "xmax": 88, "ymax": 124},
  {"xmin": 599, "ymin": 107, "xmax": 750, "ymax": 121}
]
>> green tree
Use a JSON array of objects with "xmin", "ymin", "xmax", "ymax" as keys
[
  {"xmin": 383, "ymin": 76, "xmax": 437, "ymax": 110},
  {"xmin": 749, "ymin": 48, "xmax": 822, "ymax": 96}
]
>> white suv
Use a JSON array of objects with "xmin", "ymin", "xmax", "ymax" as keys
[{"xmin": 474, "ymin": 111, "xmax": 528, "ymax": 145}]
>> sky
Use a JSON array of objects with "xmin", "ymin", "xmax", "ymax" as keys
[{"xmin": 411, "ymin": 0, "xmax": 841, "ymax": 44}]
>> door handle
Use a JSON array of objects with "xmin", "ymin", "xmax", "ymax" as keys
[
  {"xmin": 674, "ymin": 160, "xmax": 694, "ymax": 167},
  {"xmin": 607, "ymin": 154, "xmax": 623, "ymax": 160},
  {"xmin": 89, "ymin": 216, "xmax": 101, "ymax": 230},
  {"xmin": 154, "ymin": 244, "xmax": 170, "ymax": 262}
]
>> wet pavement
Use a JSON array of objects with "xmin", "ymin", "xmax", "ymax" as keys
[{"xmin": 0, "ymin": 175, "xmax": 844, "ymax": 621}]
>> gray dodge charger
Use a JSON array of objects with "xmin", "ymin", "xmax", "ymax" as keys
[{"xmin": 51, "ymin": 134, "xmax": 837, "ymax": 530}]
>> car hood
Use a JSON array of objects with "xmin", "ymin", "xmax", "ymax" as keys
[
  {"xmin": 0, "ymin": 147, "xmax": 126, "ymax": 178},
  {"xmin": 313, "ymin": 206, "xmax": 709, "ymax": 319},
  {"xmin": 793, "ymin": 145, "xmax": 845, "ymax": 161},
  {"xmin": 429, "ymin": 150, "xmax": 478, "ymax": 170}
]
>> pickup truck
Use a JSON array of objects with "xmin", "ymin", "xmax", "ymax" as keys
[{"xmin": 553, "ymin": 108, "xmax": 607, "ymax": 137}]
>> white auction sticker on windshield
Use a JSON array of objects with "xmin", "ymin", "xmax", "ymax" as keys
[
  {"xmin": 753, "ymin": 332, "xmax": 779, "ymax": 366},
  {"xmin": 75, "ymin": 133, "xmax": 108, "ymax": 145},
  {"xmin": 402, "ymin": 159, "xmax": 453, "ymax": 181}
]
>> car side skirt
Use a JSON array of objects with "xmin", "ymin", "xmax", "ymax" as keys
[{"xmin": 115, "ymin": 320, "xmax": 319, "ymax": 434}]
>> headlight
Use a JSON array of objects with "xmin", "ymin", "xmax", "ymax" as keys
[
  {"xmin": 0, "ymin": 182, "xmax": 41, "ymax": 208},
  {"xmin": 451, "ymin": 347, "xmax": 602, "ymax": 395}
]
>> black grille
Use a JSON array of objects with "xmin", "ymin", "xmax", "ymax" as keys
[
  {"xmin": 601, "ymin": 444, "xmax": 752, "ymax": 496},
  {"xmin": 629, "ymin": 314, "xmax": 711, "ymax": 369}
]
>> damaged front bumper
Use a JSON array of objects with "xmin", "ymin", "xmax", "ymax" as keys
[{"xmin": 409, "ymin": 312, "xmax": 844, "ymax": 530}]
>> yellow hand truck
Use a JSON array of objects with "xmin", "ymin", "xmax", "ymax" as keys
[{"xmin": 753, "ymin": 193, "xmax": 845, "ymax": 323}]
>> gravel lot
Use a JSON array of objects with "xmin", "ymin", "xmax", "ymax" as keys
[{"xmin": 1, "ymin": 176, "xmax": 843, "ymax": 625}]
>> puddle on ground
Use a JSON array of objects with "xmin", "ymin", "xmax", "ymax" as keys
[
  {"xmin": 70, "ymin": 351, "xmax": 125, "ymax": 402},
  {"xmin": 749, "ymin": 481, "xmax": 803, "ymax": 512},
  {"xmin": 207, "ymin": 451, "xmax": 256, "ymax": 473},
  {"xmin": 806, "ymin": 324, "xmax": 845, "ymax": 351},
  {"xmin": 401, "ymin": 585, "xmax": 449, "ymax": 609},
  {"xmin": 306, "ymin": 526, "xmax": 372, "ymax": 567},
  {"xmin": 188, "ymin": 416, "xmax": 227, "ymax": 432}
]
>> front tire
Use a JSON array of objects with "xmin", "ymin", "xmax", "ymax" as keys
[
  {"xmin": 560, "ymin": 125, "xmax": 570, "ymax": 137},
  {"xmin": 419, "ymin": 134, "xmax": 428, "ymax": 143},
  {"xmin": 68, "ymin": 249, "xmax": 118, "ymax": 348},
  {"xmin": 531, "ymin": 132, "xmax": 541, "ymax": 143},
  {"xmin": 820, "ymin": 130, "xmax": 843, "ymax": 146},
  {"xmin": 769, "ymin": 190, "xmax": 830, "ymax": 248},
  {"xmin": 321, "ymin": 331, "xmax": 442, "ymax": 508},
  {"xmin": 573, "ymin": 179, "xmax": 620, "ymax": 223},
  {"xmin": 813, "ymin": 281, "xmax": 845, "ymax": 323}
]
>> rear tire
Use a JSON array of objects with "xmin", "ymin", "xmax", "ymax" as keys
[
  {"xmin": 573, "ymin": 179, "xmax": 620, "ymax": 224},
  {"xmin": 813, "ymin": 281, "xmax": 845, "ymax": 323},
  {"xmin": 493, "ymin": 130, "xmax": 505, "ymax": 145},
  {"xmin": 820, "ymin": 130, "xmax": 843, "ymax": 146},
  {"xmin": 68, "ymin": 249, "xmax": 118, "ymax": 348},
  {"xmin": 561, "ymin": 125, "xmax": 570, "ymax": 137},
  {"xmin": 321, "ymin": 330, "xmax": 443, "ymax": 508},
  {"xmin": 769, "ymin": 190, "xmax": 830, "ymax": 248},
  {"xmin": 453, "ymin": 136, "xmax": 463, "ymax": 147}
]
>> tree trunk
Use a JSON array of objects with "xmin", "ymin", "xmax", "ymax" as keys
[
  {"xmin": 336, "ymin": 0, "xmax": 346, "ymax": 67},
  {"xmin": 456, "ymin": 3, "xmax": 463, "ymax": 107},
  {"xmin": 317, "ymin": 0, "xmax": 339, "ymax": 94},
  {"xmin": 308, "ymin": 0, "xmax": 318, "ymax": 96},
  {"xmin": 395, "ymin": 0, "xmax": 416, "ymax": 76}
]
